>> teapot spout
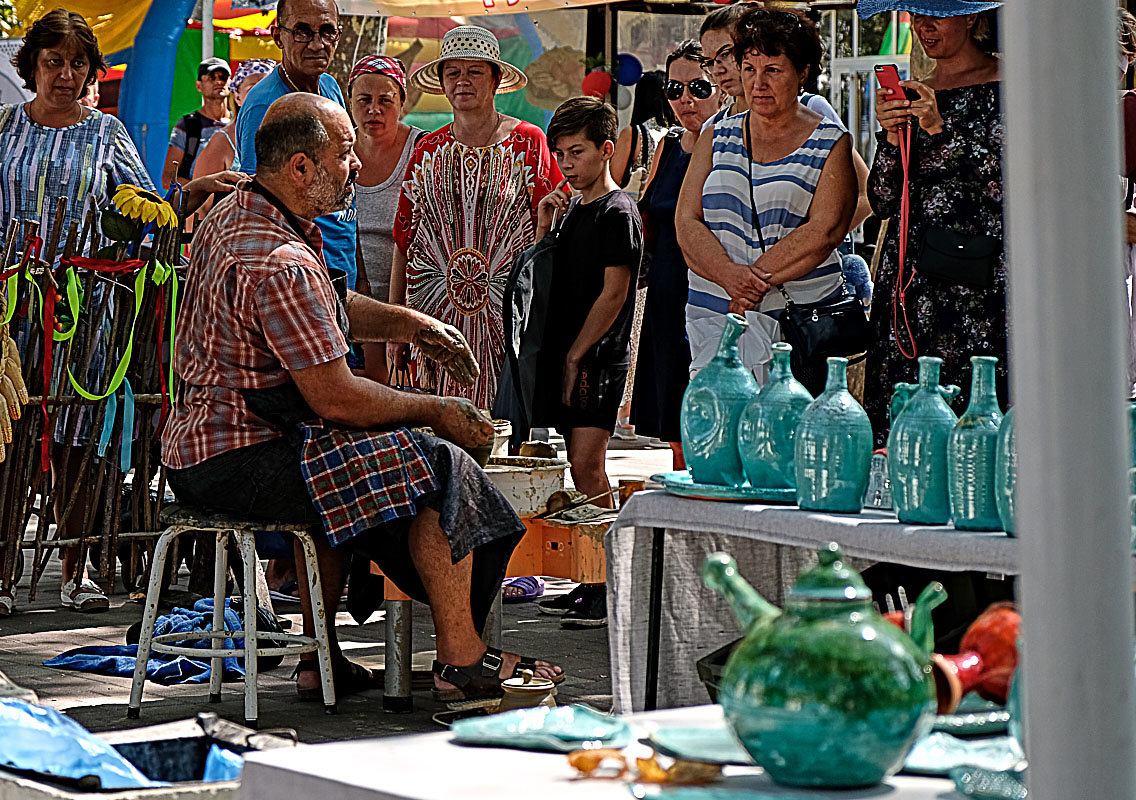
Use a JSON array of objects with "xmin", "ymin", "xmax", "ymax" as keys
[
  {"xmin": 908, "ymin": 581, "xmax": 948, "ymax": 655},
  {"xmin": 703, "ymin": 553, "xmax": 781, "ymax": 630}
]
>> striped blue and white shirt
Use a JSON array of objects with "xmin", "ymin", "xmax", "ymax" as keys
[
  {"xmin": 0, "ymin": 104, "xmax": 156, "ymax": 260},
  {"xmin": 692, "ymin": 113, "xmax": 846, "ymax": 315}
]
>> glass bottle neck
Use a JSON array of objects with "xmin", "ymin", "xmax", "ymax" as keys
[
  {"xmin": 967, "ymin": 358, "xmax": 1000, "ymax": 412},
  {"xmin": 917, "ymin": 357, "xmax": 942, "ymax": 390},
  {"xmin": 770, "ymin": 346, "xmax": 792, "ymax": 379},
  {"xmin": 715, "ymin": 315, "xmax": 746, "ymax": 361},
  {"xmin": 825, "ymin": 359, "xmax": 848, "ymax": 392}
]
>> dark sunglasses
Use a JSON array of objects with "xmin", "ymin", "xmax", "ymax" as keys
[
  {"xmin": 276, "ymin": 22, "xmax": 342, "ymax": 44},
  {"xmin": 663, "ymin": 78, "xmax": 715, "ymax": 100}
]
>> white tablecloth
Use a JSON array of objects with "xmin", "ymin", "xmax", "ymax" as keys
[
  {"xmin": 605, "ymin": 491, "xmax": 1020, "ymax": 713},
  {"xmin": 240, "ymin": 705, "xmax": 958, "ymax": 800}
]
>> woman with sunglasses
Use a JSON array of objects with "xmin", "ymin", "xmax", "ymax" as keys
[
  {"xmin": 631, "ymin": 41, "xmax": 725, "ymax": 469},
  {"xmin": 675, "ymin": 6, "xmax": 858, "ymax": 395}
]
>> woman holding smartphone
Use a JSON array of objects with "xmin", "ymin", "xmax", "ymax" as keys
[{"xmin": 863, "ymin": 0, "xmax": 1005, "ymax": 446}]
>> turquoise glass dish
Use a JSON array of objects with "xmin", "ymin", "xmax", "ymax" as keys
[
  {"xmin": 888, "ymin": 357, "xmax": 959, "ymax": 525},
  {"xmin": 794, "ymin": 358, "xmax": 873, "ymax": 513},
  {"xmin": 450, "ymin": 704, "xmax": 630, "ymax": 752},
  {"xmin": 737, "ymin": 343, "xmax": 813, "ymax": 490},
  {"xmin": 948, "ymin": 356, "xmax": 1003, "ymax": 531},
  {"xmin": 994, "ymin": 407, "xmax": 1016, "ymax": 536},
  {"xmin": 703, "ymin": 545, "xmax": 936, "ymax": 788},
  {"xmin": 680, "ymin": 313, "xmax": 759, "ymax": 487},
  {"xmin": 651, "ymin": 471, "xmax": 796, "ymax": 504}
]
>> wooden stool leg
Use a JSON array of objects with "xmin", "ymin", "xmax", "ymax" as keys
[
  {"xmin": 296, "ymin": 531, "xmax": 336, "ymax": 713},
  {"xmin": 239, "ymin": 532, "xmax": 259, "ymax": 727},
  {"xmin": 209, "ymin": 530, "xmax": 228, "ymax": 704},
  {"xmin": 127, "ymin": 527, "xmax": 177, "ymax": 718},
  {"xmin": 383, "ymin": 599, "xmax": 413, "ymax": 713}
]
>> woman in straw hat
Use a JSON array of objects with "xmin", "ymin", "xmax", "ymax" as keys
[
  {"xmin": 861, "ymin": 0, "xmax": 1006, "ymax": 446},
  {"xmin": 391, "ymin": 25, "xmax": 562, "ymax": 410}
]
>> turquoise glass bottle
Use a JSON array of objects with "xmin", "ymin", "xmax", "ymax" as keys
[
  {"xmin": 948, "ymin": 356, "xmax": 1003, "ymax": 531},
  {"xmin": 888, "ymin": 357, "xmax": 958, "ymax": 525},
  {"xmin": 994, "ymin": 407, "xmax": 1016, "ymax": 536},
  {"xmin": 794, "ymin": 358, "xmax": 873, "ymax": 513},
  {"xmin": 737, "ymin": 343, "xmax": 813, "ymax": 489},
  {"xmin": 680, "ymin": 313, "xmax": 759, "ymax": 486}
]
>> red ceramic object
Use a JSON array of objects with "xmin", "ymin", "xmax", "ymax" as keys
[{"xmin": 930, "ymin": 602, "xmax": 1020, "ymax": 714}]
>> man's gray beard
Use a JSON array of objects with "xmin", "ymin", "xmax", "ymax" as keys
[{"xmin": 311, "ymin": 165, "xmax": 354, "ymax": 215}]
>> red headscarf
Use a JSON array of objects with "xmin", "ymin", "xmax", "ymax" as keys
[{"xmin": 348, "ymin": 55, "xmax": 407, "ymax": 99}]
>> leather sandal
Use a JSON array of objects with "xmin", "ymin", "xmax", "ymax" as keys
[
  {"xmin": 432, "ymin": 647, "xmax": 565, "ymax": 711},
  {"xmin": 294, "ymin": 657, "xmax": 380, "ymax": 701}
]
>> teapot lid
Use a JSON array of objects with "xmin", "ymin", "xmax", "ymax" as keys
[{"xmin": 788, "ymin": 542, "xmax": 872, "ymax": 602}]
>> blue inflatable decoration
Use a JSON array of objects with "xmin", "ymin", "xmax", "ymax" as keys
[
  {"xmin": 116, "ymin": 0, "xmax": 200, "ymax": 187},
  {"xmin": 616, "ymin": 53, "xmax": 643, "ymax": 86}
]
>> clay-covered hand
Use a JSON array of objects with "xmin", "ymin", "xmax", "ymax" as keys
[
  {"xmin": 430, "ymin": 397, "xmax": 493, "ymax": 449},
  {"xmin": 413, "ymin": 321, "xmax": 480, "ymax": 388}
]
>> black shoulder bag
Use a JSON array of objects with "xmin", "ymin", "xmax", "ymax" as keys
[{"xmin": 744, "ymin": 113, "xmax": 871, "ymax": 360}]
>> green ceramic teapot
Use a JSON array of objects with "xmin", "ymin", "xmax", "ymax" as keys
[{"xmin": 703, "ymin": 544, "xmax": 941, "ymax": 788}]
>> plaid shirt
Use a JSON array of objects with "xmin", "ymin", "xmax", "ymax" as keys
[{"xmin": 162, "ymin": 188, "xmax": 349, "ymax": 469}]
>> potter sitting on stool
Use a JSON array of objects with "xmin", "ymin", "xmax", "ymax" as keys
[{"xmin": 161, "ymin": 92, "xmax": 563, "ymax": 709}]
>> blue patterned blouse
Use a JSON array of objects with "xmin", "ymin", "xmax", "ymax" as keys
[{"xmin": 0, "ymin": 104, "xmax": 155, "ymax": 259}]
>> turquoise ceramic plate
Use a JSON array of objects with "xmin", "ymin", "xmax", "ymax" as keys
[
  {"xmin": 450, "ymin": 705, "xmax": 631, "ymax": 753},
  {"xmin": 933, "ymin": 695, "xmax": 1011, "ymax": 736},
  {"xmin": 650, "ymin": 472, "xmax": 797, "ymax": 504},
  {"xmin": 903, "ymin": 732, "xmax": 1024, "ymax": 776},
  {"xmin": 647, "ymin": 726, "xmax": 755, "ymax": 766}
]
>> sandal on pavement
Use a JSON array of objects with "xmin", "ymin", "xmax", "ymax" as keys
[
  {"xmin": 294, "ymin": 656, "xmax": 380, "ymax": 701},
  {"xmin": 432, "ymin": 647, "xmax": 566, "ymax": 711},
  {"xmin": 61, "ymin": 578, "xmax": 109, "ymax": 612},
  {"xmin": 0, "ymin": 587, "xmax": 13, "ymax": 617},
  {"xmin": 502, "ymin": 576, "xmax": 544, "ymax": 604}
]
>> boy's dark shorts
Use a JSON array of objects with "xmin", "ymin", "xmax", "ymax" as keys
[{"xmin": 555, "ymin": 360, "xmax": 629, "ymax": 433}]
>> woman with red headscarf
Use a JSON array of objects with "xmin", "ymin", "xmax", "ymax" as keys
[{"xmin": 349, "ymin": 56, "xmax": 424, "ymax": 383}]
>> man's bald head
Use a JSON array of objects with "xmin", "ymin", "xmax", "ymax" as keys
[
  {"xmin": 255, "ymin": 93, "xmax": 348, "ymax": 174},
  {"xmin": 254, "ymin": 92, "xmax": 360, "ymax": 220},
  {"xmin": 276, "ymin": 0, "xmax": 339, "ymax": 27}
]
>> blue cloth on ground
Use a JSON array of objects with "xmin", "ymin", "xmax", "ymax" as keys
[
  {"xmin": 44, "ymin": 599, "xmax": 245, "ymax": 685},
  {"xmin": 0, "ymin": 699, "xmax": 159, "ymax": 789}
]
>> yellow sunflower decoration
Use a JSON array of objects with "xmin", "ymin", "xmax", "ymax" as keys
[{"xmin": 112, "ymin": 184, "xmax": 178, "ymax": 229}]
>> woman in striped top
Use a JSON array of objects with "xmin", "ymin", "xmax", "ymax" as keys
[{"xmin": 676, "ymin": 7, "xmax": 857, "ymax": 394}]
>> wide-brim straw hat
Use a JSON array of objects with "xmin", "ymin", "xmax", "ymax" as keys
[
  {"xmin": 857, "ymin": 0, "xmax": 1001, "ymax": 18},
  {"xmin": 409, "ymin": 25, "xmax": 528, "ymax": 95}
]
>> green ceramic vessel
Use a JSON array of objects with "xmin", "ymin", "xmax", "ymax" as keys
[
  {"xmin": 888, "ymin": 357, "xmax": 959, "ymax": 525},
  {"xmin": 737, "ymin": 343, "xmax": 813, "ymax": 489},
  {"xmin": 794, "ymin": 358, "xmax": 873, "ymax": 513},
  {"xmin": 680, "ymin": 313, "xmax": 759, "ymax": 486},
  {"xmin": 994, "ymin": 407, "xmax": 1016, "ymax": 536},
  {"xmin": 948, "ymin": 356, "xmax": 1003, "ymax": 531},
  {"xmin": 703, "ymin": 544, "xmax": 938, "ymax": 788}
]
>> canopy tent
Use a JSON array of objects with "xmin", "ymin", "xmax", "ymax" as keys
[{"xmin": 338, "ymin": 0, "xmax": 611, "ymax": 17}]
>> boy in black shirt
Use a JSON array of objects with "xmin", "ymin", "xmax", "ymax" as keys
[{"xmin": 532, "ymin": 97, "xmax": 643, "ymax": 627}]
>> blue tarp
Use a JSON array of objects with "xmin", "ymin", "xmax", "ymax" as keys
[{"xmin": 44, "ymin": 599, "xmax": 245, "ymax": 685}]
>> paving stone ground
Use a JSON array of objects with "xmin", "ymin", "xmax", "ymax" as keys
[{"xmin": 0, "ymin": 436, "xmax": 673, "ymax": 743}]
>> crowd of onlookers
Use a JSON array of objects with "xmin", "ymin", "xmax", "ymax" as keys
[{"xmin": 0, "ymin": 0, "xmax": 1093, "ymax": 631}]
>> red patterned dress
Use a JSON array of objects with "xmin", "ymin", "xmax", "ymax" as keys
[{"xmin": 393, "ymin": 121, "xmax": 561, "ymax": 409}]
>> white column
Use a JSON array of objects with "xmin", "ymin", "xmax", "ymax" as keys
[
  {"xmin": 1002, "ymin": 0, "xmax": 1136, "ymax": 797},
  {"xmin": 202, "ymin": 0, "xmax": 214, "ymax": 61}
]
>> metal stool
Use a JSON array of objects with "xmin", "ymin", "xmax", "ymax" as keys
[{"xmin": 127, "ymin": 504, "xmax": 336, "ymax": 726}]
